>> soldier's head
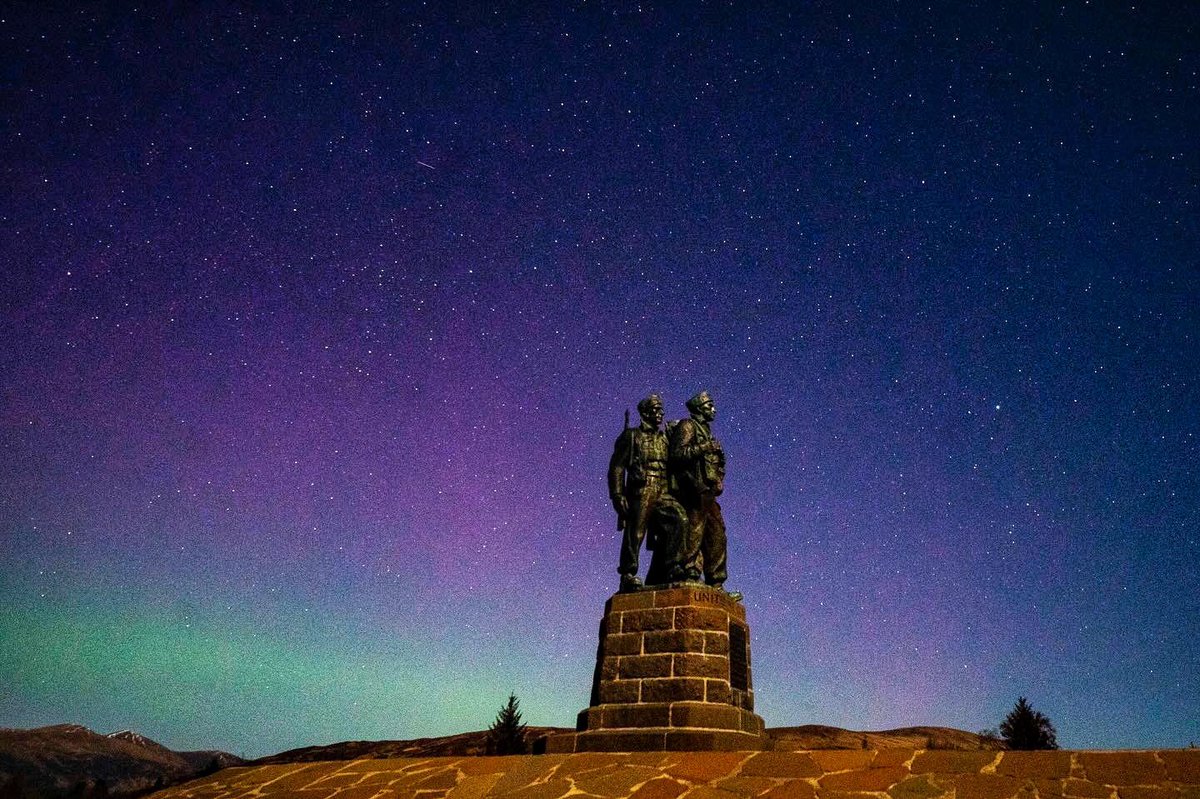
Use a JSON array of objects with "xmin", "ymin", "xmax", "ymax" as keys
[
  {"xmin": 637, "ymin": 394, "xmax": 665, "ymax": 428},
  {"xmin": 686, "ymin": 390, "xmax": 716, "ymax": 422}
]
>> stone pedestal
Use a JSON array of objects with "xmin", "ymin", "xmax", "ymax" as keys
[{"xmin": 545, "ymin": 585, "xmax": 767, "ymax": 752}]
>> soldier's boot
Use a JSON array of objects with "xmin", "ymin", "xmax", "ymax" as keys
[
  {"xmin": 619, "ymin": 574, "xmax": 644, "ymax": 592},
  {"xmin": 707, "ymin": 582, "xmax": 743, "ymax": 602}
]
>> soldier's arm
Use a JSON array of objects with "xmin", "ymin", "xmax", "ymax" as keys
[
  {"xmin": 608, "ymin": 430, "xmax": 631, "ymax": 507},
  {"xmin": 671, "ymin": 419, "xmax": 710, "ymax": 461}
]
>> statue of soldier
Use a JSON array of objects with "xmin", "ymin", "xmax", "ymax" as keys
[
  {"xmin": 669, "ymin": 390, "xmax": 733, "ymax": 594},
  {"xmin": 608, "ymin": 394, "xmax": 671, "ymax": 592}
]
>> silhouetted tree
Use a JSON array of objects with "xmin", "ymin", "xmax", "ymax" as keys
[
  {"xmin": 999, "ymin": 696, "xmax": 1058, "ymax": 750},
  {"xmin": 486, "ymin": 693, "xmax": 528, "ymax": 755}
]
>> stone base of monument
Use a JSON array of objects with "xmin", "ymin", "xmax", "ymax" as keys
[{"xmin": 543, "ymin": 585, "xmax": 768, "ymax": 753}]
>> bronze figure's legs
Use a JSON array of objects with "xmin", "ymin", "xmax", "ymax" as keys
[
  {"xmin": 645, "ymin": 496, "xmax": 686, "ymax": 585},
  {"xmin": 676, "ymin": 491, "xmax": 704, "ymax": 582},
  {"xmin": 618, "ymin": 480, "xmax": 666, "ymax": 587},
  {"xmin": 701, "ymin": 497, "xmax": 727, "ymax": 586},
  {"xmin": 675, "ymin": 492, "xmax": 727, "ymax": 586},
  {"xmin": 617, "ymin": 505, "xmax": 645, "ymax": 580}
]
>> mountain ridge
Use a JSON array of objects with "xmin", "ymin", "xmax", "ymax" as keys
[{"xmin": 0, "ymin": 724, "xmax": 244, "ymax": 799}]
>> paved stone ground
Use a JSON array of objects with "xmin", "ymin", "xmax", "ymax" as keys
[{"xmin": 151, "ymin": 749, "xmax": 1200, "ymax": 799}]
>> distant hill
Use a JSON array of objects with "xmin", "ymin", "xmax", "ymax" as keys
[
  {"xmin": 254, "ymin": 726, "xmax": 573, "ymax": 763},
  {"xmin": 767, "ymin": 725, "xmax": 1000, "ymax": 751},
  {"xmin": 0, "ymin": 724, "xmax": 244, "ymax": 799},
  {"xmin": 255, "ymin": 723, "xmax": 999, "ymax": 763}
]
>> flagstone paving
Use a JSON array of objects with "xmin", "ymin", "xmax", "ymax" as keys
[{"xmin": 151, "ymin": 749, "xmax": 1200, "ymax": 799}]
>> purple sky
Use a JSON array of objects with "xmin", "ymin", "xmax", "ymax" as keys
[{"xmin": 2, "ymin": 2, "xmax": 1197, "ymax": 757}]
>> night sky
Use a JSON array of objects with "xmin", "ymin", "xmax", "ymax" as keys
[{"xmin": 2, "ymin": 2, "xmax": 1197, "ymax": 758}]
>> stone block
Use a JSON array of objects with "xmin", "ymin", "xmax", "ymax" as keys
[
  {"xmin": 740, "ymin": 752, "xmax": 823, "ymax": 778},
  {"xmin": 810, "ymin": 750, "xmax": 877, "ymax": 772},
  {"xmin": 731, "ymin": 687, "xmax": 754, "ymax": 711},
  {"xmin": 996, "ymin": 751, "xmax": 1073, "ymax": 779},
  {"xmin": 604, "ymin": 633, "xmax": 643, "ymax": 656},
  {"xmin": 762, "ymin": 779, "xmax": 818, "ymax": 798},
  {"xmin": 577, "ymin": 708, "xmax": 599, "ymax": 730},
  {"xmin": 888, "ymin": 774, "xmax": 951, "ymax": 798},
  {"xmin": 622, "ymin": 608, "xmax": 675, "ymax": 633},
  {"xmin": 551, "ymin": 752, "xmax": 629, "ymax": 777},
  {"xmin": 574, "ymin": 762, "xmax": 665, "ymax": 796},
  {"xmin": 609, "ymin": 592, "xmax": 656, "ymax": 612},
  {"xmin": 674, "ymin": 605, "xmax": 728, "ymax": 631},
  {"xmin": 715, "ymin": 776, "xmax": 780, "ymax": 795},
  {"xmin": 740, "ymin": 710, "xmax": 765, "ymax": 734},
  {"xmin": 949, "ymin": 773, "xmax": 1021, "ymax": 799},
  {"xmin": 1029, "ymin": 778, "xmax": 1066, "ymax": 797},
  {"xmin": 628, "ymin": 776, "xmax": 689, "ymax": 799},
  {"xmin": 669, "ymin": 702, "xmax": 743, "ymax": 730},
  {"xmin": 541, "ymin": 733, "xmax": 578, "ymax": 754},
  {"xmin": 664, "ymin": 730, "xmax": 763, "ymax": 751},
  {"xmin": 599, "ymin": 656, "xmax": 618, "ymax": 681},
  {"xmin": 575, "ymin": 730, "xmax": 666, "ymax": 752},
  {"xmin": 820, "ymin": 766, "xmax": 911, "ymax": 792},
  {"xmin": 393, "ymin": 768, "xmax": 463, "ymax": 791},
  {"xmin": 619, "ymin": 653, "xmax": 673, "ymax": 679},
  {"xmin": 662, "ymin": 751, "xmax": 749, "ymax": 782},
  {"xmin": 451, "ymin": 774, "xmax": 507, "ymax": 798},
  {"xmin": 257, "ymin": 764, "xmax": 332, "ymax": 791},
  {"xmin": 641, "ymin": 677, "xmax": 706, "ymax": 702},
  {"xmin": 306, "ymin": 772, "xmax": 365, "ymax": 789},
  {"xmin": 338, "ymin": 785, "xmax": 414, "ymax": 799},
  {"xmin": 1078, "ymin": 752, "xmax": 1166, "ymax": 786},
  {"xmin": 673, "ymin": 653, "xmax": 728, "ymax": 679},
  {"xmin": 704, "ymin": 632, "xmax": 730, "ymax": 655},
  {"xmin": 654, "ymin": 585, "xmax": 746, "ymax": 615},
  {"xmin": 911, "ymin": 750, "xmax": 998, "ymax": 774},
  {"xmin": 1162, "ymin": 751, "xmax": 1200, "ymax": 783},
  {"xmin": 457, "ymin": 758, "xmax": 519, "ymax": 775},
  {"xmin": 874, "ymin": 749, "xmax": 916, "ymax": 767},
  {"xmin": 704, "ymin": 679, "xmax": 732, "ymax": 704},
  {"xmin": 652, "ymin": 587, "xmax": 705, "ymax": 607},
  {"xmin": 1117, "ymin": 787, "xmax": 1184, "ymax": 799},
  {"xmin": 597, "ymin": 680, "xmax": 640, "ymax": 704},
  {"xmin": 1062, "ymin": 778, "xmax": 1111, "ymax": 797},
  {"xmin": 644, "ymin": 629, "xmax": 706, "ymax": 654},
  {"xmin": 602, "ymin": 703, "xmax": 672, "ymax": 728}
]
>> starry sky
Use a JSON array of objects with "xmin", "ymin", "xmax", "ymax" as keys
[{"xmin": 2, "ymin": 1, "xmax": 1197, "ymax": 758}]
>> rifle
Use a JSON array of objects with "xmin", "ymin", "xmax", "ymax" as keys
[{"xmin": 616, "ymin": 409, "xmax": 630, "ymax": 530}]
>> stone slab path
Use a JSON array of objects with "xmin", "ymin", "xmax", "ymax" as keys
[{"xmin": 151, "ymin": 749, "xmax": 1200, "ymax": 799}]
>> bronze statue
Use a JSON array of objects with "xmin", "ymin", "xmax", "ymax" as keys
[
  {"xmin": 607, "ymin": 390, "xmax": 739, "ymax": 598},
  {"xmin": 668, "ymin": 390, "xmax": 730, "ymax": 591},
  {"xmin": 608, "ymin": 394, "xmax": 671, "ymax": 592}
]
